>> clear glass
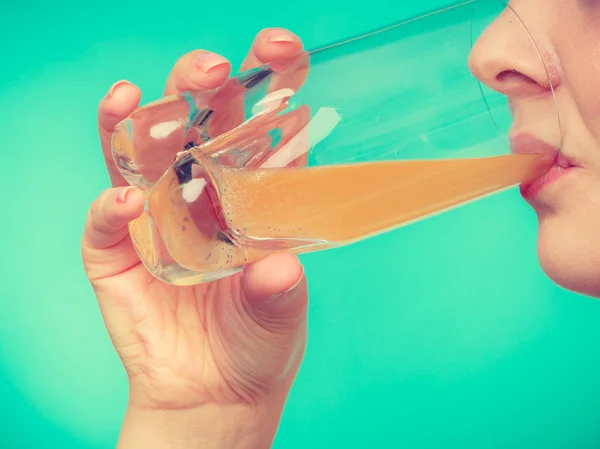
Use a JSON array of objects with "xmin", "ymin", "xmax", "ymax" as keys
[{"xmin": 112, "ymin": 0, "xmax": 561, "ymax": 285}]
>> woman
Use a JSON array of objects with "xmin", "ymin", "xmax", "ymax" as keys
[{"xmin": 81, "ymin": 1, "xmax": 600, "ymax": 447}]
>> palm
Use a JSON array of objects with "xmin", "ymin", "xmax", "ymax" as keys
[
  {"xmin": 92, "ymin": 262, "xmax": 247, "ymax": 408},
  {"xmin": 91, "ymin": 246, "xmax": 303, "ymax": 410}
]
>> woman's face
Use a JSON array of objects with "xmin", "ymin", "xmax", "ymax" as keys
[{"xmin": 469, "ymin": 0, "xmax": 600, "ymax": 297}]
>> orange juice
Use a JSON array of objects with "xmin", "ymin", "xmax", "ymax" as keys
[
  {"xmin": 135, "ymin": 153, "xmax": 547, "ymax": 284},
  {"xmin": 218, "ymin": 153, "xmax": 546, "ymax": 243}
]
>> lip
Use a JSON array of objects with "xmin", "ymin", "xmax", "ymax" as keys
[{"xmin": 510, "ymin": 133, "xmax": 578, "ymax": 200}]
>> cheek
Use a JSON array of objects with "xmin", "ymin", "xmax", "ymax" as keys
[
  {"xmin": 556, "ymin": 26, "xmax": 600, "ymax": 135},
  {"xmin": 566, "ymin": 74, "xmax": 600, "ymax": 134}
]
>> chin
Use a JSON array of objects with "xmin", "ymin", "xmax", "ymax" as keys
[{"xmin": 536, "ymin": 214, "xmax": 600, "ymax": 298}]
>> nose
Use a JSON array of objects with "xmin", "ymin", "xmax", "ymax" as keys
[{"xmin": 468, "ymin": 5, "xmax": 560, "ymax": 98}]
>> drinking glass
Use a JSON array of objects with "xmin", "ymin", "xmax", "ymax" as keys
[{"xmin": 111, "ymin": 0, "xmax": 561, "ymax": 285}]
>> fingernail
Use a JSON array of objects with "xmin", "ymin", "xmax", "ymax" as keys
[
  {"xmin": 194, "ymin": 53, "xmax": 229, "ymax": 73},
  {"xmin": 116, "ymin": 187, "xmax": 133, "ymax": 204},
  {"xmin": 267, "ymin": 30, "xmax": 296, "ymax": 44},
  {"xmin": 269, "ymin": 268, "xmax": 304, "ymax": 302},
  {"xmin": 106, "ymin": 80, "xmax": 131, "ymax": 100}
]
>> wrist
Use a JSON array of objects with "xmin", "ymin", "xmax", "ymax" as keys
[{"xmin": 117, "ymin": 402, "xmax": 281, "ymax": 449}]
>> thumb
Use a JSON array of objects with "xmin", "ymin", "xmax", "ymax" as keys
[
  {"xmin": 81, "ymin": 186, "xmax": 145, "ymax": 282},
  {"xmin": 241, "ymin": 252, "xmax": 308, "ymax": 335},
  {"xmin": 210, "ymin": 252, "xmax": 308, "ymax": 402}
]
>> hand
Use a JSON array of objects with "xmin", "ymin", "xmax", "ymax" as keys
[{"xmin": 81, "ymin": 29, "xmax": 308, "ymax": 449}]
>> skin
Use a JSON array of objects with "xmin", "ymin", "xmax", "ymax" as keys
[
  {"xmin": 470, "ymin": 0, "xmax": 600, "ymax": 297},
  {"xmin": 83, "ymin": 28, "xmax": 310, "ymax": 449},
  {"xmin": 81, "ymin": 0, "xmax": 600, "ymax": 447}
]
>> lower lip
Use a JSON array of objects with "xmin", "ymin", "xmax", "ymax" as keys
[{"xmin": 519, "ymin": 164, "xmax": 574, "ymax": 200}]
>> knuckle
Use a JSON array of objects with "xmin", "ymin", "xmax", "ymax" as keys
[
  {"xmin": 176, "ymin": 50, "xmax": 208, "ymax": 69},
  {"xmin": 89, "ymin": 190, "xmax": 116, "ymax": 230}
]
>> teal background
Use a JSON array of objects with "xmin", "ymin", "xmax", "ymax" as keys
[{"xmin": 2, "ymin": 1, "xmax": 600, "ymax": 448}]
